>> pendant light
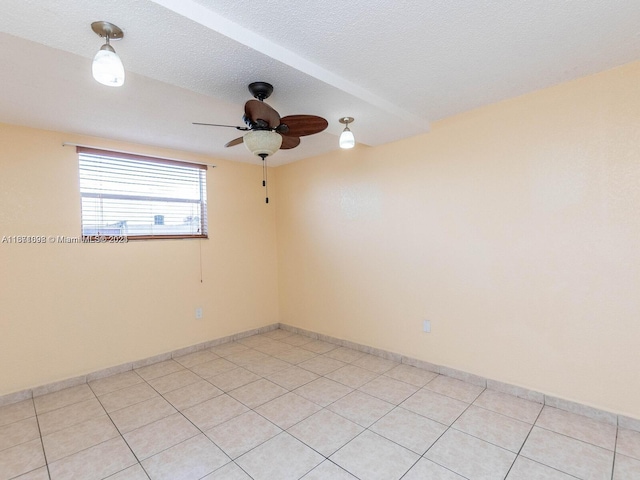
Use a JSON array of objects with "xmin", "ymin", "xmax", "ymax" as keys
[
  {"xmin": 91, "ymin": 21, "xmax": 125, "ymax": 87},
  {"xmin": 339, "ymin": 117, "xmax": 355, "ymax": 149}
]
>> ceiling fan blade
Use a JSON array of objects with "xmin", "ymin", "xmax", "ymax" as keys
[
  {"xmin": 245, "ymin": 100, "xmax": 281, "ymax": 128},
  {"xmin": 225, "ymin": 136, "xmax": 244, "ymax": 147},
  {"xmin": 279, "ymin": 115, "xmax": 328, "ymax": 137},
  {"xmin": 193, "ymin": 122, "xmax": 249, "ymax": 130},
  {"xmin": 279, "ymin": 135, "xmax": 301, "ymax": 150}
]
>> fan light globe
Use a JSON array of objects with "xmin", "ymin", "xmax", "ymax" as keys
[
  {"xmin": 339, "ymin": 128, "xmax": 355, "ymax": 149},
  {"xmin": 92, "ymin": 45, "xmax": 125, "ymax": 87},
  {"xmin": 243, "ymin": 130, "xmax": 282, "ymax": 157}
]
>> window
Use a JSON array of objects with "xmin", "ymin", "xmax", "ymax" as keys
[{"xmin": 78, "ymin": 147, "xmax": 208, "ymax": 239}]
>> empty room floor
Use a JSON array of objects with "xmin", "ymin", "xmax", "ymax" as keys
[{"xmin": 1, "ymin": 329, "xmax": 639, "ymax": 480}]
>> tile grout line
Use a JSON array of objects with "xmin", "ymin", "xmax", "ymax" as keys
[
  {"xmin": 321, "ymin": 459, "xmax": 363, "ymax": 480},
  {"xmin": 447, "ymin": 392, "xmax": 539, "ymax": 454},
  {"xmin": 103, "ymin": 368, "xmax": 233, "ymax": 478},
  {"xmin": 610, "ymin": 426, "xmax": 619, "ymax": 480},
  {"xmin": 531, "ymin": 423, "xmax": 617, "ymax": 452},
  {"xmin": 335, "ymin": 370, "xmax": 460, "ymax": 478},
  {"xmin": 364, "ymin": 403, "xmax": 439, "ymax": 480},
  {"xmin": 501, "ymin": 402, "xmax": 544, "ymax": 479},
  {"xmin": 32, "ymin": 398, "xmax": 53, "ymax": 480},
  {"xmin": 88, "ymin": 370, "xmax": 146, "ymax": 398},
  {"xmin": 30, "ymin": 386, "xmax": 96, "ymax": 419},
  {"xmin": 308, "ymin": 357, "xmax": 453, "ymax": 473},
  {"xmin": 0, "ymin": 418, "xmax": 44, "ymax": 457},
  {"xmin": 132, "ymin": 375, "xmax": 233, "ymax": 480},
  {"xmin": 418, "ymin": 385, "xmax": 485, "ymax": 479},
  {"xmin": 509, "ymin": 407, "xmax": 588, "ymax": 480},
  {"xmin": 213, "ymin": 461, "xmax": 256, "ymax": 480},
  {"xmin": 61, "ymin": 383, "xmax": 140, "ymax": 478},
  {"xmin": 122, "ymin": 365, "xmax": 265, "ymax": 478},
  {"xmin": 85, "ymin": 382, "xmax": 150, "ymax": 480}
]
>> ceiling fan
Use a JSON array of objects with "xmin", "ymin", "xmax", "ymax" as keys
[
  {"xmin": 194, "ymin": 81, "xmax": 328, "ymax": 153},
  {"xmin": 194, "ymin": 81, "xmax": 328, "ymax": 203}
]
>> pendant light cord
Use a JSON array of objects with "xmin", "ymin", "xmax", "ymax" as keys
[{"xmin": 199, "ymin": 238, "xmax": 203, "ymax": 283}]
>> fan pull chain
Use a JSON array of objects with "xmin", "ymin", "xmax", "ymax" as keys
[
  {"xmin": 259, "ymin": 153, "xmax": 269, "ymax": 203},
  {"xmin": 264, "ymin": 155, "xmax": 269, "ymax": 203}
]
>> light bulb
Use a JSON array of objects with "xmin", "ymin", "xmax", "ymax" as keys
[
  {"xmin": 92, "ymin": 45, "xmax": 125, "ymax": 87},
  {"xmin": 339, "ymin": 127, "xmax": 355, "ymax": 149}
]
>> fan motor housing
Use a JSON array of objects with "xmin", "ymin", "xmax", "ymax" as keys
[{"xmin": 248, "ymin": 82, "xmax": 274, "ymax": 101}]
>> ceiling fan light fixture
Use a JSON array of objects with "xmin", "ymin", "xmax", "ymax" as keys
[
  {"xmin": 339, "ymin": 117, "xmax": 355, "ymax": 149},
  {"xmin": 91, "ymin": 21, "xmax": 125, "ymax": 87},
  {"xmin": 243, "ymin": 130, "xmax": 282, "ymax": 157}
]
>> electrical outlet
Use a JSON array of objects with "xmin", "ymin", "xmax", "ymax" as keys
[
  {"xmin": 422, "ymin": 320, "xmax": 431, "ymax": 333},
  {"xmin": 195, "ymin": 307, "xmax": 203, "ymax": 319}
]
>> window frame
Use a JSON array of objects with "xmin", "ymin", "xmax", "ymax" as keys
[{"xmin": 77, "ymin": 147, "xmax": 209, "ymax": 241}]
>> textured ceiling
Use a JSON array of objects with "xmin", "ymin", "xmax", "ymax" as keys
[{"xmin": 1, "ymin": 0, "xmax": 639, "ymax": 166}]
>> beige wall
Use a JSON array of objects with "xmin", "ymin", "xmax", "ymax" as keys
[
  {"xmin": 2, "ymin": 62, "xmax": 639, "ymax": 419},
  {"xmin": 0, "ymin": 125, "xmax": 280, "ymax": 394},
  {"xmin": 276, "ymin": 61, "xmax": 640, "ymax": 418}
]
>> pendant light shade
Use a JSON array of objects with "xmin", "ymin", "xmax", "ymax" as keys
[
  {"xmin": 92, "ymin": 44, "xmax": 125, "ymax": 86},
  {"xmin": 339, "ymin": 117, "xmax": 355, "ymax": 149},
  {"xmin": 339, "ymin": 128, "xmax": 355, "ymax": 149},
  {"xmin": 91, "ymin": 21, "xmax": 125, "ymax": 87}
]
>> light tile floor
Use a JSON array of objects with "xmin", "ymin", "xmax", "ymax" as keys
[{"xmin": 1, "ymin": 329, "xmax": 639, "ymax": 479}]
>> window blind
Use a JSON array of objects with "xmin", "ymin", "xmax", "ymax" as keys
[{"xmin": 78, "ymin": 147, "xmax": 208, "ymax": 239}]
